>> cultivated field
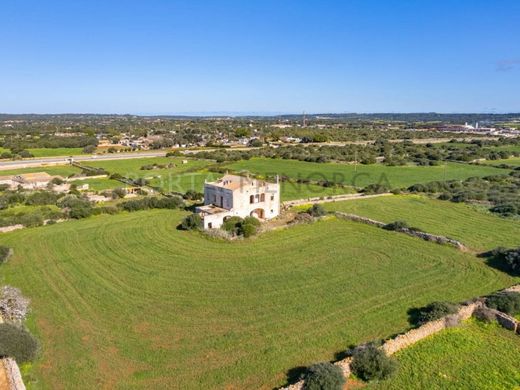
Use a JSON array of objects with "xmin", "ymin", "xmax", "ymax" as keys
[
  {"xmin": 370, "ymin": 320, "xmax": 520, "ymax": 389},
  {"xmin": 225, "ymin": 158, "xmax": 506, "ymax": 189},
  {"xmin": 323, "ymin": 195, "xmax": 520, "ymax": 251},
  {"xmin": 1, "ymin": 210, "xmax": 514, "ymax": 389}
]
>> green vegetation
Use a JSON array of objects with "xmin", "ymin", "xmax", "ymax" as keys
[
  {"xmin": 0, "ymin": 211, "xmax": 514, "ymax": 389},
  {"xmin": 225, "ymin": 158, "xmax": 506, "ymax": 189},
  {"xmin": 68, "ymin": 177, "xmax": 123, "ymax": 191},
  {"xmin": 351, "ymin": 343, "xmax": 397, "ymax": 382},
  {"xmin": 369, "ymin": 320, "xmax": 520, "ymax": 389},
  {"xmin": 485, "ymin": 292, "xmax": 520, "ymax": 315},
  {"xmin": 303, "ymin": 362, "xmax": 346, "ymax": 390},
  {"xmin": 481, "ymin": 157, "xmax": 520, "ymax": 167},
  {"xmin": 413, "ymin": 302, "xmax": 460, "ymax": 326},
  {"xmin": 0, "ymin": 165, "xmax": 80, "ymax": 177},
  {"xmin": 323, "ymin": 195, "xmax": 520, "ymax": 251},
  {"xmin": 25, "ymin": 148, "xmax": 84, "ymax": 157},
  {"xmin": 0, "ymin": 324, "xmax": 39, "ymax": 363}
]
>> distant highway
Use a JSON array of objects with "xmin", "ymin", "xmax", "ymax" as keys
[{"xmin": 0, "ymin": 151, "xmax": 168, "ymax": 171}]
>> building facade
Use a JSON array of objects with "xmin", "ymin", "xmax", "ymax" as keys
[{"xmin": 196, "ymin": 174, "xmax": 280, "ymax": 229}]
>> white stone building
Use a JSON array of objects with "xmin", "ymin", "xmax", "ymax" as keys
[{"xmin": 196, "ymin": 174, "xmax": 280, "ymax": 229}]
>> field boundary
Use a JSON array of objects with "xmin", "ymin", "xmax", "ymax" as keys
[
  {"xmin": 282, "ymin": 192, "xmax": 392, "ymax": 207},
  {"xmin": 334, "ymin": 211, "xmax": 467, "ymax": 250},
  {"xmin": 280, "ymin": 284, "xmax": 520, "ymax": 390}
]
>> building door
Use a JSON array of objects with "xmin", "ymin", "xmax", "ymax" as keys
[{"xmin": 220, "ymin": 196, "xmax": 223, "ymax": 207}]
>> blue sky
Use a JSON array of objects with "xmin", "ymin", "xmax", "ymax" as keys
[{"xmin": 1, "ymin": 0, "xmax": 519, "ymax": 114}]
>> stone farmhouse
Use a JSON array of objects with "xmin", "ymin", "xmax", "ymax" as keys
[{"xmin": 196, "ymin": 174, "xmax": 280, "ymax": 229}]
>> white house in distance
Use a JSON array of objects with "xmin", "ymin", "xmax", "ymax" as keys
[{"xmin": 196, "ymin": 174, "xmax": 280, "ymax": 229}]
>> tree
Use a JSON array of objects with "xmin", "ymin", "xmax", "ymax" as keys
[
  {"xmin": 0, "ymin": 324, "xmax": 39, "ymax": 363},
  {"xmin": 414, "ymin": 301, "xmax": 459, "ymax": 326},
  {"xmin": 181, "ymin": 213, "xmax": 203, "ymax": 230},
  {"xmin": 303, "ymin": 362, "xmax": 345, "ymax": 390},
  {"xmin": 82, "ymin": 145, "xmax": 96, "ymax": 154},
  {"xmin": 307, "ymin": 204, "xmax": 326, "ymax": 217},
  {"xmin": 351, "ymin": 343, "xmax": 397, "ymax": 382}
]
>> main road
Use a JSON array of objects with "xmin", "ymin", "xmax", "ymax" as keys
[{"xmin": 0, "ymin": 151, "xmax": 169, "ymax": 171}]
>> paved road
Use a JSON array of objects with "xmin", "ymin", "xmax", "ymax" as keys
[{"xmin": 0, "ymin": 151, "xmax": 168, "ymax": 170}]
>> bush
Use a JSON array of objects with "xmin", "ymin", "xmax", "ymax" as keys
[
  {"xmin": 240, "ymin": 222, "xmax": 257, "ymax": 238},
  {"xmin": 19, "ymin": 213, "xmax": 44, "ymax": 227},
  {"xmin": 491, "ymin": 247, "xmax": 520, "ymax": 274},
  {"xmin": 112, "ymin": 188, "xmax": 126, "ymax": 199},
  {"xmin": 351, "ymin": 343, "xmax": 397, "ymax": 382},
  {"xmin": 25, "ymin": 191, "xmax": 58, "ymax": 206},
  {"xmin": 0, "ymin": 246, "xmax": 12, "ymax": 264},
  {"xmin": 0, "ymin": 324, "xmax": 39, "ymax": 363},
  {"xmin": 383, "ymin": 220, "xmax": 409, "ymax": 231},
  {"xmin": 307, "ymin": 204, "xmax": 327, "ymax": 217},
  {"xmin": 69, "ymin": 202, "xmax": 93, "ymax": 219},
  {"xmin": 183, "ymin": 189, "xmax": 204, "ymax": 201},
  {"xmin": 303, "ymin": 362, "xmax": 345, "ymax": 390},
  {"xmin": 485, "ymin": 292, "xmax": 520, "ymax": 315},
  {"xmin": 181, "ymin": 213, "xmax": 203, "ymax": 230},
  {"xmin": 222, "ymin": 216, "xmax": 244, "ymax": 234},
  {"xmin": 414, "ymin": 301, "xmax": 459, "ymax": 326}
]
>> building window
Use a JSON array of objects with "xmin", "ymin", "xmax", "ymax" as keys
[
  {"xmin": 208, "ymin": 222, "xmax": 213, "ymax": 229},
  {"xmin": 250, "ymin": 195, "xmax": 254, "ymax": 204},
  {"xmin": 271, "ymin": 195, "xmax": 275, "ymax": 201},
  {"xmin": 260, "ymin": 193, "xmax": 265, "ymax": 202}
]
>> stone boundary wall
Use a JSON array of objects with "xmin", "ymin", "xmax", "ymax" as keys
[
  {"xmin": 334, "ymin": 212, "xmax": 466, "ymax": 250},
  {"xmin": 282, "ymin": 193, "xmax": 392, "ymax": 208},
  {"xmin": 279, "ymin": 285, "xmax": 520, "ymax": 390},
  {"xmin": 66, "ymin": 174, "xmax": 108, "ymax": 181},
  {"xmin": 280, "ymin": 302, "xmax": 482, "ymax": 390},
  {"xmin": 2, "ymin": 359, "xmax": 25, "ymax": 390}
]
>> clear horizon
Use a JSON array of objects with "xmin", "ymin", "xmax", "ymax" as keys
[{"xmin": 2, "ymin": 0, "xmax": 519, "ymax": 114}]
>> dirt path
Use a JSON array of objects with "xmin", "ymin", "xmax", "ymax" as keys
[{"xmin": 282, "ymin": 192, "xmax": 392, "ymax": 207}]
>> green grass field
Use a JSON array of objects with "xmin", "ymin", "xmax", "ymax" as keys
[
  {"xmin": 83, "ymin": 157, "xmax": 212, "ymax": 179},
  {"xmin": 0, "ymin": 165, "xmax": 81, "ymax": 177},
  {"xmin": 225, "ymin": 158, "xmax": 506, "ymax": 189},
  {"xmin": 27, "ymin": 148, "xmax": 84, "ymax": 157},
  {"xmin": 0, "ymin": 211, "xmax": 514, "ymax": 389},
  {"xmin": 68, "ymin": 177, "xmax": 125, "ymax": 191},
  {"xmin": 323, "ymin": 195, "xmax": 520, "ymax": 251},
  {"xmin": 370, "ymin": 320, "xmax": 520, "ymax": 389},
  {"xmin": 480, "ymin": 157, "xmax": 520, "ymax": 167}
]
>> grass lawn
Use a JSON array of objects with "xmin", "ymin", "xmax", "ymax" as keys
[
  {"xmin": 28, "ymin": 148, "xmax": 84, "ymax": 157},
  {"xmin": 0, "ymin": 211, "xmax": 514, "ymax": 389},
  {"xmin": 323, "ymin": 195, "xmax": 520, "ymax": 251},
  {"xmin": 83, "ymin": 157, "xmax": 212, "ymax": 179},
  {"xmin": 370, "ymin": 320, "xmax": 520, "ymax": 389},
  {"xmin": 480, "ymin": 157, "xmax": 520, "ymax": 167},
  {"xmin": 225, "ymin": 158, "xmax": 506, "ymax": 189},
  {"xmin": 68, "ymin": 177, "xmax": 125, "ymax": 191},
  {"xmin": 0, "ymin": 165, "xmax": 81, "ymax": 177}
]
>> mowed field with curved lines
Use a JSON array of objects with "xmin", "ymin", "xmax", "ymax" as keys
[{"xmin": 0, "ymin": 210, "xmax": 515, "ymax": 389}]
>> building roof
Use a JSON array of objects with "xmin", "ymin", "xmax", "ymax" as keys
[{"xmin": 206, "ymin": 174, "xmax": 263, "ymax": 191}]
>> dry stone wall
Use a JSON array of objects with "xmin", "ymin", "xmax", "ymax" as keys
[
  {"xmin": 2, "ymin": 359, "xmax": 25, "ymax": 390},
  {"xmin": 334, "ymin": 212, "xmax": 466, "ymax": 250}
]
